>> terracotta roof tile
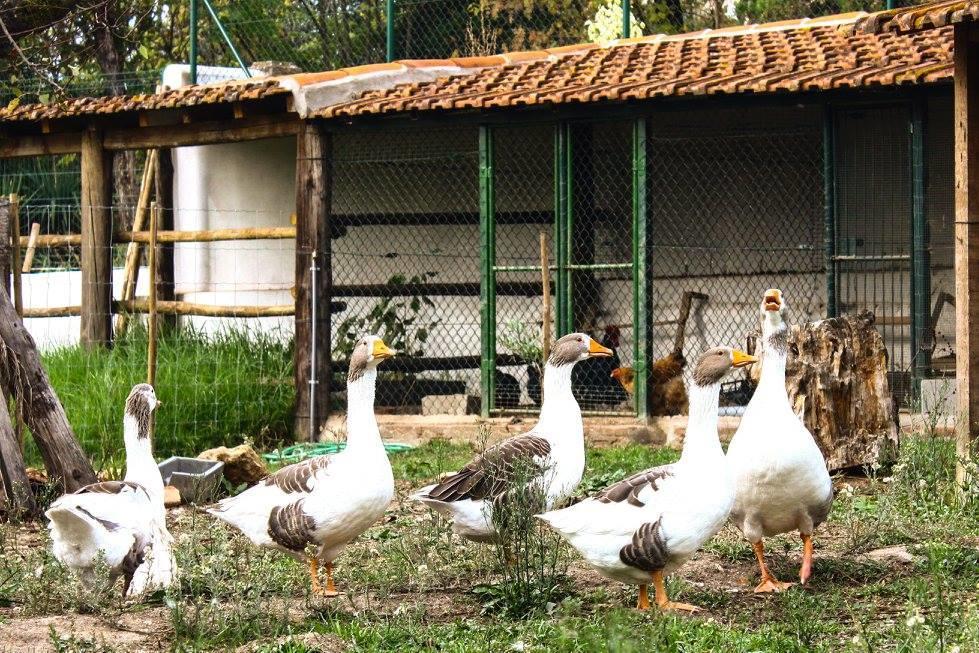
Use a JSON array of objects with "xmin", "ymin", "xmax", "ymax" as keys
[
  {"xmin": 0, "ymin": 6, "xmax": 956, "ymax": 126},
  {"xmin": 317, "ymin": 20, "xmax": 953, "ymax": 118},
  {"xmin": 853, "ymin": 0, "xmax": 979, "ymax": 34},
  {"xmin": 0, "ymin": 77, "xmax": 288, "ymax": 123}
]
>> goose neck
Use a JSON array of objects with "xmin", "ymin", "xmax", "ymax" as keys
[
  {"xmin": 680, "ymin": 381, "xmax": 723, "ymax": 463},
  {"xmin": 538, "ymin": 362, "xmax": 578, "ymax": 428},
  {"xmin": 122, "ymin": 414, "xmax": 163, "ymax": 498},
  {"xmin": 758, "ymin": 324, "xmax": 788, "ymax": 393},
  {"xmin": 345, "ymin": 368, "xmax": 382, "ymax": 454}
]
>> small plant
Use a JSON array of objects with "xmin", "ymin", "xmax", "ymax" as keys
[
  {"xmin": 333, "ymin": 272, "xmax": 441, "ymax": 359},
  {"xmin": 499, "ymin": 320, "xmax": 544, "ymax": 364},
  {"xmin": 474, "ymin": 435, "xmax": 570, "ymax": 617}
]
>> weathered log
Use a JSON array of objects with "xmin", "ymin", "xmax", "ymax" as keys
[
  {"xmin": 749, "ymin": 311, "xmax": 899, "ymax": 471},
  {"xmin": 0, "ymin": 284, "xmax": 96, "ymax": 491},
  {"xmin": 0, "ymin": 385, "xmax": 37, "ymax": 516}
]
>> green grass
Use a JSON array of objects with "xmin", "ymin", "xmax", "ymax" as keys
[
  {"xmin": 2, "ymin": 436, "xmax": 978, "ymax": 652},
  {"xmin": 36, "ymin": 325, "xmax": 294, "ymax": 471}
]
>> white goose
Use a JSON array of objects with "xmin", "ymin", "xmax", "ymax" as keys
[
  {"xmin": 209, "ymin": 335, "xmax": 395, "ymax": 596},
  {"xmin": 538, "ymin": 347, "xmax": 756, "ymax": 611},
  {"xmin": 726, "ymin": 289, "xmax": 834, "ymax": 592},
  {"xmin": 412, "ymin": 332, "xmax": 613, "ymax": 543},
  {"xmin": 46, "ymin": 384, "xmax": 176, "ymax": 596}
]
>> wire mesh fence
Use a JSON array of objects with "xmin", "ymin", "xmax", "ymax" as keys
[{"xmin": 0, "ymin": 93, "xmax": 961, "ymax": 470}]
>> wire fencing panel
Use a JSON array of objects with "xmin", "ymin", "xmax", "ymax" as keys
[
  {"xmin": 568, "ymin": 121, "xmax": 633, "ymax": 412},
  {"xmin": 331, "ymin": 126, "xmax": 481, "ymax": 413},
  {"xmin": 647, "ymin": 105, "xmax": 825, "ymax": 406},
  {"xmin": 492, "ymin": 124, "xmax": 554, "ymax": 412},
  {"xmin": 834, "ymin": 105, "xmax": 913, "ymax": 401}
]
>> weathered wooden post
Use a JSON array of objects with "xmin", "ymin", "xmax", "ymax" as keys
[
  {"xmin": 0, "ymin": 386, "xmax": 36, "ymax": 516},
  {"xmin": 0, "ymin": 284, "xmax": 96, "ymax": 491},
  {"xmin": 80, "ymin": 128, "xmax": 114, "ymax": 348},
  {"xmin": 155, "ymin": 148, "xmax": 177, "ymax": 330},
  {"xmin": 294, "ymin": 122, "xmax": 332, "ymax": 439},
  {"xmin": 955, "ymin": 22, "xmax": 979, "ymax": 491}
]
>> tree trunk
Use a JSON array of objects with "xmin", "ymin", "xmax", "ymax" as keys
[
  {"xmin": 0, "ymin": 384, "xmax": 36, "ymax": 517},
  {"xmin": 749, "ymin": 311, "xmax": 899, "ymax": 471},
  {"xmin": 0, "ymin": 285, "xmax": 95, "ymax": 491}
]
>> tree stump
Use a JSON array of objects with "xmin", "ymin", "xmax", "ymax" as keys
[{"xmin": 749, "ymin": 311, "xmax": 899, "ymax": 471}]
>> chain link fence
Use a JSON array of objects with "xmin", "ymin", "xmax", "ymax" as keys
[{"xmin": 0, "ymin": 94, "xmax": 960, "ymax": 471}]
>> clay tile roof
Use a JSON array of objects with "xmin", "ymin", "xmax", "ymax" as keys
[
  {"xmin": 853, "ymin": 0, "xmax": 979, "ymax": 34},
  {"xmin": 316, "ymin": 15, "xmax": 953, "ymax": 119},
  {"xmin": 0, "ymin": 76, "xmax": 288, "ymax": 124},
  {"xmin": 0, "ymin": 6, "xmax": 956, "ymax": 126}
]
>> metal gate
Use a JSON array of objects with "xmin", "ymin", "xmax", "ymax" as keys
[{"xmin": 831, "ymin": 103, "xmax": 917, "ymax": 401}]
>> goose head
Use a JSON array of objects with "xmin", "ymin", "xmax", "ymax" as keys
[
  {"xmin": 548, "ymin": 332, "xmax": 613, "ymax": 367},
  {"xmin": 691, "ymin": 347, "xmax": 757, "ymax": 387},
  {"xmin": 348, "ymin": 335, "xmax": 395, "ymax": 382},
  {"xmin": 759, "ymin": 288, "xmax": 789, "ymax": 332},
  {"xmin": 124, "ymin": 383, "xmax": 160, "ymax": 441}
]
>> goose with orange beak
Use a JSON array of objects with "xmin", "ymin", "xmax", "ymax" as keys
[
  {"xmin": 538, "ymin": 346, "xmax": 755, "ymax": 611},
  {"xmin": 412, "ymin": 332, "xmax": 612, "ymax": 543},
  {"xmin": 209, "ymin": 335, "xmax": 396, "ymax": 596},
  {"xmin": 726, "ymin": 289, "xmax": 834, "ymax": 592}
]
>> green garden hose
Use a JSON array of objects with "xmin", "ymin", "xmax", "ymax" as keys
[{"xmin": 263, "ymin": 441, "xmax": 413, "ymax": 465}]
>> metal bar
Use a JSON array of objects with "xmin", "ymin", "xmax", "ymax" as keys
[
  {"xmin": 479, "ymin": 125, "xmax": 496, "ymax": 418},
  {"xmin": 632, "ymin": 117, "xmax": 650, "ymax": 420},
  {"xmin": 823, "ymin": 105, "xmax": 838, "ymax": 317},
  {"xmin": 201, "ymin": 0, "xmax": 252, "ymax": 77},
  {"xmin": 622, "ymin": 0, "xmax": 631, "ymax": 37},
  {"xmin": 386, "ymin": 0, "xmax": 396, "ymax": 63},
  {"xmin": 309, "ymin": 250, "xmax": 318, "ymax": 442},
  {"xmin": 911, "ymin": 95, "xmax": 931, "ymax": 390},
  {"xmin": 832, "ymin": 254, "xmax": 912, "ymax": 262},
  {"xmin": 887, "ymin": 0, "xmax": 897, "ymax": 9},
  {"xmin": 554, "ymin": 123, "xmax": 572, "ymax": 335},
  {"xmin": 566, "ymin": 262, "xmax": 632, "ymax": 270},
  {"xmin": 189, "ymin": 0, "xmax": 198, "ymax": 84},
  {"xmin": 494, "ymin": 265, "xmax": 551, "ymax": 272}
]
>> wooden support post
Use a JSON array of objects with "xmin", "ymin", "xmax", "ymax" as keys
[
  {"xmin": 0, "ymin": 385, "xmax": 36, "ymax": 517},
  {"xmin": 294, "ymin": 123, "xmax": 332, "ymax": 438},
  {"xmin": 21, "ymin": 223, "xmax": 40, "ymax": 273},
  {"xmin": 155, "ymin": 148, "xmax": 176, "ymax": 330},
  {"xmin": 80, "ymin": 129, "xmax": 114, "ymax": 348},
  {"xmin": 0, "ymin": 197, "xmax": 10, "ymax": 296},
  {"xmin": 147, "ymin": 202, "xmax": 159, "ymax": 386},
  {"xmin": 955, "ymin": 23, "xmax": 979, "ymax": 492},
  {"xmin": 0, "ymin": 284, "xmax": 96, "ymax": 491},
  {"xmin": 117, "ymin": 149, "xmax": 158, "ymax": 337},
  {"xmin": 10, "ymin": 194, "xmax": 21, "ymax": 317}
]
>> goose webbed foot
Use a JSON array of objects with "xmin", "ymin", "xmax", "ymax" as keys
[
  {"xmin": 652, "ymin": 570, "xmax": 702, "ymax": 613},
  {"xmin": 751, "ymin": 540, "xmax": 794, "ymax": 594}
]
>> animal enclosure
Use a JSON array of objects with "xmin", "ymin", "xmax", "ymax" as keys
[{"xmin": 0, "ymin": 91, "xmax": 958, "ymax": 432}]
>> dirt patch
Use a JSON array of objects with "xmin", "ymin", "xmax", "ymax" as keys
[{"xmin": 0, "ymin": 607, "xmax": 170, "ymax": 652}]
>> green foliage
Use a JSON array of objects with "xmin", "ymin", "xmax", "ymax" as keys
[
  {"xmin": 37, "ymin": 324, "xmax": 294, "ymax": 470},
  {"xmin": 333, "ymin": 272, "xmax": 440, "ymax": 360},
  {"xmin": 498, "ymin": 320, "xmax": 544, "ymax": 364}
]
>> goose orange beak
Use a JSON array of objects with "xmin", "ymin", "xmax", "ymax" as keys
[
  {"xmin": 763, "ymin": 289, "xmax": 782, "ymax": 312},
  {"xmin": 588, "ymin": 339, "xmax": 614, "ymax": 358},
  {"xmin": 731, "ymin": 350, "xmax": 758, "ymax": 367},
  {"xmin": 372, "ymin": 339, "xmax": 395, "ymax": 360}
]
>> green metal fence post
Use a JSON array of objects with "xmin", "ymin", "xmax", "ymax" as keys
[
  {"xmin": 632, "ymin": 117, "xmax": 650, "ymax": 420},
  {"xmin": 911, "ymin": 96, "xmax": 930, "ymax": 393},
  {"xmin": 554, "ymin": 123, "xmax": 572, "ymax": 335},
  {"xmin": 479, "ymin": 125, "xmax": 496, "ymax": 418},
  {"xmin": 387, "ymin": 0, "xmax": 396, "ymax": 63},
  {"xmin": 622, "ymin": 0, "xmax": 631, "ymax": 38},
  {"xmin": 189, "ymin": 0, "xmax": 198, "ymax": 84},
  {"xmin": 823, "ymin": 105, "xmax": 838, "ymax": 318},
  {"xmin": 887, "ymin": 0, "xmax": 898, "ymax": 10},
  {"xmin": 201, "ymin": 0, "xmax": 252, "ymax": 77}
]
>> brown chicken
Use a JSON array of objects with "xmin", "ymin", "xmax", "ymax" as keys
[{"xmin": 610, "ymin": 350, "xmax": 689, "ymax": 416}]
